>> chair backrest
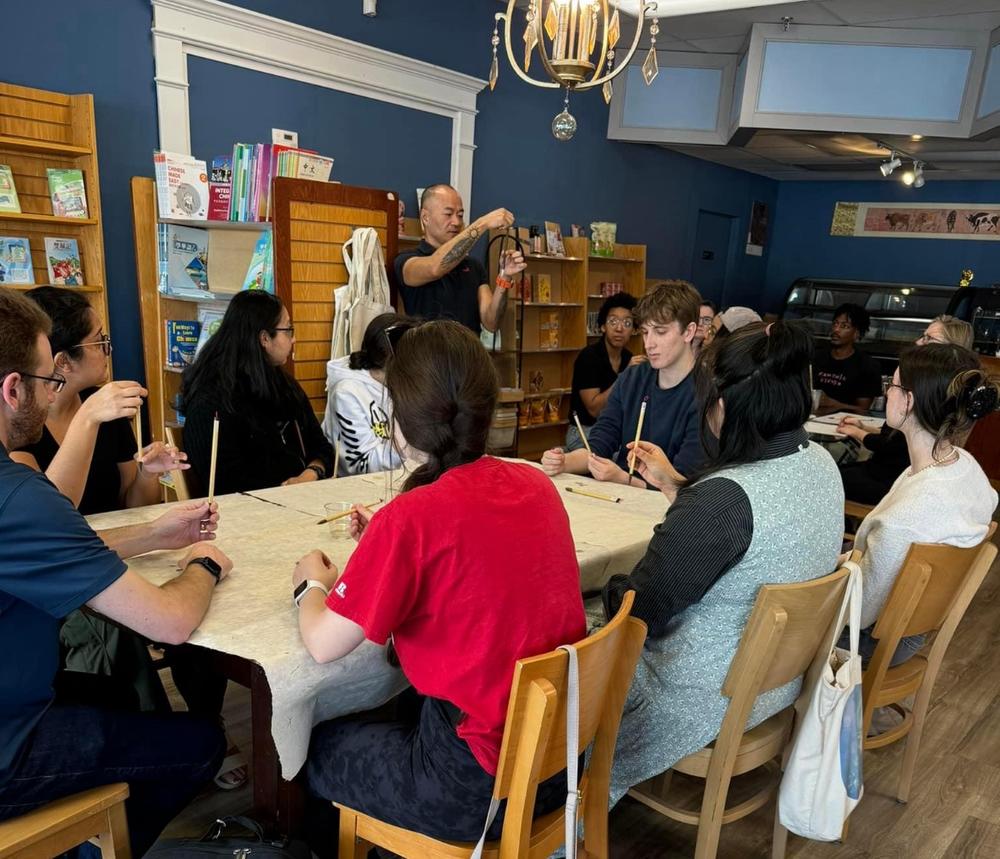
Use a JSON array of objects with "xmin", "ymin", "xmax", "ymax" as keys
[
  {"xmin": 723, "ymin": 566, "xmax": 852, "ymax": 700},
  {"xmin": 872, "ymin": 522, "xmax": 998, "ymax": 641},
  {"xmin": 164, "ymin": 424, "xmax": 198, "ymax": 501},
  {"xmin": 491, "ymin": 591, "xmax": 646, "ymax": 853}
]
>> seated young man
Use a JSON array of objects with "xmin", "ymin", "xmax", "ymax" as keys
[
  {"xmin": 0, "ymin": 288, "xmax": 232, "ymax": 857},
  {"xmin": 542, "ymin": 281, "xmax": 703, "ymax": 488},
  {"xmin": 814, "ymin": 302, "xmax": 883, "ymax": 412}
]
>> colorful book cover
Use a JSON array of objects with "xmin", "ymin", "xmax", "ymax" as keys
[
  {"xmin": 241, "ymin": 230, "xmax": 274, "ymax": 293},
  {"xmin": 153, "ymin": 152, "xmax": 208, "ymax": 220},
  {"xmin": 0, "ymin": 237, "xmax": 34, "ymax": 284},
  {"xmin": 46, "ymin": 169, "xmax": 88, "ymax": 219},
  {"xmin": 208, "ymin": 156, "xmax": 232, "ymax": 221},
  {"xmin": 44, "ymin": 237, "xmax": 83, "ymax": 285},
  {"xmin": 195, "ymin": 306, "xmax": 226, "ymax": 355},
  {"xmin": 0, "ymin": 166, "xmax": 21, "ymax": 213},
  {"xmin": 165, "ymin": 320, "xmax": 202, "ymax": 367},
  {"xmin": 158, "ymin": 224, "xmax": 212, "ymax": 297}
]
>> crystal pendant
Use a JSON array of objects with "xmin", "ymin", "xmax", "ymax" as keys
[
  {"xmin": 608, "ymin": 8, "xmax": 621, "ymax": 49},
  {"xmin": 602, "ymin": 79, "xmax": 613, "ymax": 104},
  {"xmin": 552, "ymin": 107, "xmax": 578, "ymax": 141},
  {"xmin": 544, "ymin": 2, "xmax": 559, "ymax": 41},
  {"xmin": 642, "ymin": 46, "xmax": 659, "ymax": 85},
  {"xmin": 489, "ymin": 54, "xmax": 499, "ymax": 91},
  {"xmin": 523, "ymin": 21, "xmax": 538, "ymax": 71}
]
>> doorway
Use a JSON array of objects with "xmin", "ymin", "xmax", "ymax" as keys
[{"xmin": 691, "ymin": 210, "xmax": 735, "ymax": 304}]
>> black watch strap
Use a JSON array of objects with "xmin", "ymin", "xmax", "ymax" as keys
[{"xmin": 188, "ymin": 556, "xmax": 222, "ymax": 583}]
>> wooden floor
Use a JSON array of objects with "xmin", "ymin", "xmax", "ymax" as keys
[{"xmin": 166, "ymin": 544, "xmax": 1000, "ymax": 858}]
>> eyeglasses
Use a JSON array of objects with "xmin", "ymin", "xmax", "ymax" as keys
[
  {"xmin": 605, "ymin": 317, "xmax": 634, "ymax": 330},
  {"xmin": 73, "ymin": 334, "xmax": 113, "ymax": 356},
  {"xmin": 886, "ymin": 382, "xmax": 910, "ymax": 396},
  {"xmin": 2, "ymin": 370, "xmax": 67, "ymax": 393},
  {"xmin": 698, "ymin": 315, "xmax": 714, "ymax": 326},
  {"xmin": 272, "ymin": 326, "xmax": 295, "ymax": 338}
]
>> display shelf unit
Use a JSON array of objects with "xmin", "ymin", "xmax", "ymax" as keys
[
  {"xmin": 133, "ymin": 176, "xmax": 398, "ymax": 447},
  {"xmin": 487, "ymin": 231, "xmax": 646, "ymax": 461},
  {"xmin": 0, "ymin": 82, "xmax": 110, "ymax": 357}
]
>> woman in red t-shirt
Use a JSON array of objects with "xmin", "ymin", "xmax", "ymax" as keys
[{"xmin": 293, "ymin": 320, "xmax": 586, "ymax": 841}]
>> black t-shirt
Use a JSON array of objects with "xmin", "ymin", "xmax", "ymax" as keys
[
  {"xmin": 16, "ymin": 388, "xmax": 136, "ymax": 515},
  {"xmin": 393, "ymin": 240, "xmax": 487, "ymax": 334},
  {"xmin": 570, "ymin": 339, "xmax": 633, "ymax": 427},
  {"xmin": 814, "ymin": 347, "xmax": 882, "ymax": 406}
]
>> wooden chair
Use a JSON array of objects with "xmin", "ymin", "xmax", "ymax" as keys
[
  {"xmin": 164, "ymin": 424, "xmax": 198, "ymax": 501},
  {"xmin": 335, "ymin": 592, "xmax": 647, "ymax": 859},
  {"xmin": 844, "ymin": 500, "xmax": 875, "ymax": 521},
  {"xmin": 628, "ymin": 566, "xmax": 852, "ymax": 859},
  {"xmin": 0, "ymin": 783, "xmax": 130, "ymax": 858},
  {"xmin": 859, "ymin": 522, "xmax": 998, "ymax": 803}
]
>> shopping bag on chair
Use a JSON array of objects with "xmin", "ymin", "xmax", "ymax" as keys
[
  {"xmin": 778, "ymin": 560, "xmax": 864, "ymax": 840},
  {"xmin": 347, "ymin": 227, "xmax": 393, "ymax": 353}
]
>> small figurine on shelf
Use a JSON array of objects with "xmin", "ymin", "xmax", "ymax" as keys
[
  {"xmin": 529, "ymin": 369, "xmax": 544, "ymax": 394},
  {"xmin": 959, "ymin": 268, "xmax": 974, "ymax": 288}
]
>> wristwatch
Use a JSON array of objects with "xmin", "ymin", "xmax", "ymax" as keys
[
  {"xmin": 188, "ymin": 555, "xmax": 222, "ymax": 584},
  {"xmin": 294, "ymin": 579, "xmax": 330, "ymax": 607},
  {"xmin": 305, "ymin": 464, "xmax": 326, "ymax": 480}
]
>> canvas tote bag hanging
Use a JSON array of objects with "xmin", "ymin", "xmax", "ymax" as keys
[
  {"xmin": 778, "ymin": 560, "xmax": 864, "ymax": 840},
  {"xmin": 330, "ymin": 227, "xmax": 393, "ymax": 360}
]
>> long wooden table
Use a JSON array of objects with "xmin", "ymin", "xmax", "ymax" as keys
[{"xmin": 86, "ymin": 465, "xmax": 668, "ymax": 834}]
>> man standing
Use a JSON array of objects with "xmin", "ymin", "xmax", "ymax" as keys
[
  {"xmin": 394, "ymin": 185, "xmax": 526, "ymax": 336},
  {"xmin": 814, "ymin": 303, "xmax": 883, "ymax": 412},
  {"xmin": 0, "ymin": 288, "xmax": 232, "ymax": 856}
]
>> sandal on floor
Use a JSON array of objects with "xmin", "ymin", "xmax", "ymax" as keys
[{"xmin": 214, "ymin": 748, "xmax": 249, "ymax": 791}]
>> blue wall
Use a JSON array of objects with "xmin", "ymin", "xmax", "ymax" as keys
[
  {"xmin": 765, "ymin": 180, "xmax": 1000, "ymax": 312},
  {"xmin": 0, "ymin": 0, "xmax": 780, "ymax": 382}
]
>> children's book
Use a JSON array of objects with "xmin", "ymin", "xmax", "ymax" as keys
[
  {"xmin": 195, "ymin": 306, "xmax": 226, "ymax": 355},
  {"xmin": 241, "ymin": 230, "xmax": 274, "ymax": 293},
  {"xmin": 44, "ymin": 237, "xmax": 84, "ymax": 285},
  {"xmin": 0, "ymin": 166, "xmax": 21, "ymax": 213},
  {"xmin": 165, "ymin": 320, "xmax": 202, "ymax": 367},
  {"xmin": 157, "ymin": 224, "xmax": 212, "ymax": 298},
  {"xmin": 208, "ymin": 156, "xmax": 232, "ymax": 221},
  {"xmin": 47, "ymin": 169, "xmax": 88, "ymax": 218},
  {"xmin": 153, "ymin": 152, "xmax": 208, "ymax": 220},
  {"xmin": 0, "ymin": 237, "xmax": 33, "ymax": 284}
]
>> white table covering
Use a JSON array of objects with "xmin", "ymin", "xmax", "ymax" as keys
[{"xmin": 86, "ymin": 464, "xmax": 667, "ymax": 777}]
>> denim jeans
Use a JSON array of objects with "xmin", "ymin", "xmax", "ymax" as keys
[
  {"xmin": 838, "ymin": 625, "xmax": 925, "ymax": 668},
  {"xmin": 565, "ymin": 423, "xmax": 591, "ymax": 453},
  {"xmin": 0, "ymin": 683, "xmax": 225, "ymax": 857}
]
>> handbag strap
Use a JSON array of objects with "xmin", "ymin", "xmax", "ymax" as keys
[
  {"xmin": 830, "ymin": 561, "xmax": 863, "ymax": 659},
  {"xmin": 469, "ymin": 643, "xmax": 581, "ymax": 859}
]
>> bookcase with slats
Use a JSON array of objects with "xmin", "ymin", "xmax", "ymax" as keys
[{"xmin": 0, "ymin": 82, "xmax": 110, "ymax": 359}]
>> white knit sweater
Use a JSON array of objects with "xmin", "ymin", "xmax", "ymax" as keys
[{"xmin": 855, "ymin": 448, "xmax": 997, "ymax": 629}]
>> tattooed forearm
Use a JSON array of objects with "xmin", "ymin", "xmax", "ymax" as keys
[{"xmin": 440, "ymin": 228, "xmax": 480, "ymax": 269}]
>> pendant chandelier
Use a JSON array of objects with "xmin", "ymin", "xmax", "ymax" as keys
[{"xmin": 489, "ymin": 0, "xmax": 661, "ymax": 141}]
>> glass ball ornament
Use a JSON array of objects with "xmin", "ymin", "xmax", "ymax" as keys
[{"xmin": 552, "ymin": 108, "xmax": 577, "ymax": 141}]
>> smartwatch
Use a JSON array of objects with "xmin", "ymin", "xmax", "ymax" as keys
[
  {"xmin": 188, "ymin": 556, "xmax": 222, "ymax": 584},
  {"xmin": 294, "ymin": 579, "xmax": 330, "ymax": 607}
]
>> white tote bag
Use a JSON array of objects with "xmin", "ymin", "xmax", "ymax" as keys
[
  {"xmin": 778, "ymin": 561, "xmax": 864, "ymax": 841},
  {"xmin": 330, "ymin": 228, "xmax": 393, "ymax": 360}
]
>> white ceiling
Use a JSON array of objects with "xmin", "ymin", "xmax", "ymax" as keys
[{"xmin": 499, "ymin": 1, "xmax": 1000, "ymax": 180}]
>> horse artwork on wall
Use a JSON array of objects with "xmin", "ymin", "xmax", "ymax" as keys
[{"xmin": 830, "ymin": 202, "xmax": 1000, "ymax": 240}]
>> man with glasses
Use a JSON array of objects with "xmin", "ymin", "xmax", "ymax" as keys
[
  {"xmin": 692, "ymin": 299, "xmax": 717, "ymax": 356},
  {"xmin": 813, "ymin": 302, "xmax": 883, "ymax": 413},
  {"xmin": 0, "ymin": 287, "xmax": 232, "ymax": 855},
  {"xmin": 567, "ymin": 293, "xmax": 643, "ymax": 452}
]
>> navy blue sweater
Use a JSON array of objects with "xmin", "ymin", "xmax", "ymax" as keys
[{"xmin": 587, "ymin": 363, "xmax": 703, "ymax": 479}]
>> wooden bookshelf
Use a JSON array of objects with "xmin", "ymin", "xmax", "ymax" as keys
[
  {"xmin": 131, "ymin": 175, "xmax": 398, "ymax": 445},
  {"xmin": 488, "ymin": 231, "xmax": 647, "ymax": 461},
  {"xmin": 0, "ymin": 82, "xmax": 110, "ymax": 359}
]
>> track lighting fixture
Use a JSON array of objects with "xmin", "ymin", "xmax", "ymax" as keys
[
  {"xmin": 902, "ymin": 160, "xmax": 925, "ymax": 188},
  {"xmin": 879, "ymin": 153, "xmax": 901, "ymax": 177}
]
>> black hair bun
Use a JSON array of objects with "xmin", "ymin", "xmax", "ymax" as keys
[{"xmin": 964, "ymin": 382, "xmax": 998, "ymax": 420}]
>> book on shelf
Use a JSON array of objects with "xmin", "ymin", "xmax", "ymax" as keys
[
  {"xmin": 544, "ymin": 221, "xmax": 565, "ymax": 257},
  {"xmin": 539, "ymin": 311, "xmax": 561, "ymax": 350},
  {"xmin": 195, "ymin": 306, "xmax": 226, "ymax": 355},
  {"xmin": 157, "ymin": 224, "xmax": 212, "ymax": 298},
  {"xmin": 46, "ymin": 168, "xmax": 88, "ymax": 219},
  {"xmin": 44, "ymin": 237, "xmax": 83, "ymax": 285},
  {"xmin": 208, "ymin": 156, "xmax": 232, "ymax": 221},
  {"xmin": 534, "ymin": 273, "xmax": 552, "ymax": 303},
  {"xmin": 0, "ymin": 237, "xmax": 33, "ymax": 284},
  {"xmin": 153, "ymin": 151, "xmax": 208, "ymax": 220},
  {"xmin": 0, "ymin": 166, "xmax": 21, "ymax": 213},
  {"xmin": 242, "ymin": 230, "xmax": 274, "ymax": 292},
  {"xmin": 164, "ymin": 320, "xmax": 201, "ymax": 367}
]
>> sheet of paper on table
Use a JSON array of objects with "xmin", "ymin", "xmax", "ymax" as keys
[{"xmin": 805, "ymin": 412, "xmax": 887, "ymax": 438}]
